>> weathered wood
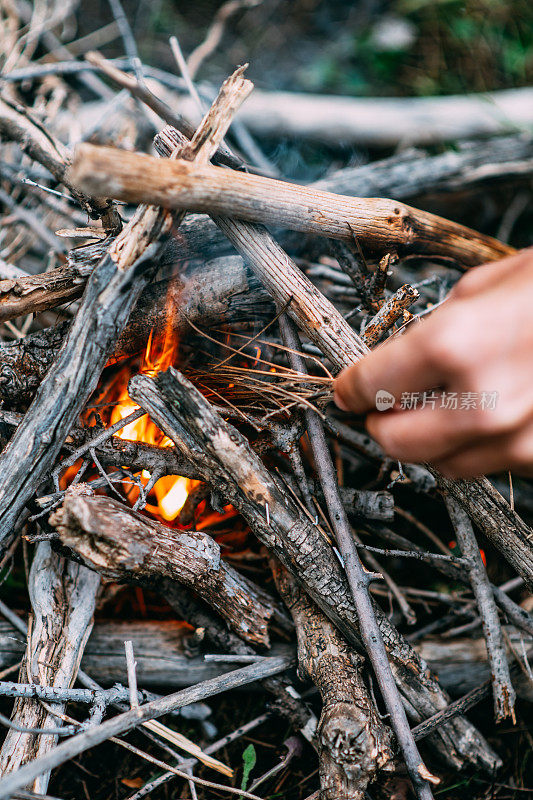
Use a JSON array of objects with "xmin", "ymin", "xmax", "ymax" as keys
[
  {"xmin": 0, "ymin": 264, "xmax": 93, "ymax": 325},
  {"xmin": 416, "ymin": 635, "xmax": 533, "ymax": 703},
  {"xmin": 0, "ymin": 543, "xmax": 100, "ymax": 792},
  {"xmin": 0, "ymin": 242, "xmax": 162, "ymax": 544},
  {"xmin": 179, "ymin": 85, "xmax": 533, "ymax": 147},
  {"xmin": 51, "ymin": 489, "xmax": 282, "ymax": 648},
  {"xmin": 7, "ymin": 134, "xmax": 530, "ymax": 325},
  {"xmin": 0, "ymin": 618, "xmax": 245, "ymax": 689},
  {"xmin": 362, "ymin": 285, "xmax": 419, "ymax": 347},
  {"xmin": 0, "ymin": 255, "xmax": 273, "ymax": 406},
  {"xmin": 278, "ymin": 313, "xmax": 429, "ymax": 797},
  {"xmin": 84, "ymin": 50, "xmax": 244, "ymax": 171},
  {"xmin": 0, "ymin": 618, "xmax": 528, "ymax": 700},
  {"xmin": 273, "ymin": 561, "xmax": 394, "ymax": 800},
  {"xmin": 444, "ymin": 496, "xmax": 516, "ymax": 722},
  {"xmin": 316, "ymin": 134, "xmax": 533, "ymax": 197},
  {"xmin": 0, "ymin": 656, "xmax": 295, "ymax": 800},
  {"xmin": 160, "ymin": 582, "xmax": 314, "ymax": 733},
  {"xmin": 339, "ymin": 488, "xmax": 394, "ymax": 521},
  {"xmin": 70, "ymin": 143, "xmax": 514, "ymax": 267},
  {"xmin": 129, "ymin": 369, "xmax": 500, "ymax": 773},
  {"xmin": 434, "ymin": 472, "xmax": 533, "ymax": 592}
]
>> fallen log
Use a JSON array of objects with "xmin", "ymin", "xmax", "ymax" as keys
[
  {"xmin": 272, "ymin": 560, "xmax": 395, "ymax": 800},
  {"xmin": 50, "ymin": 488, "xmax": 284, "ymax": 648},
  {"xmin": 0, "ymin": 618, "xmax": 247, "ymax": 688},
  {"xmin": 180, "ymin": 85, "xmax": 533, "ymax": 147},
  {"xmin": 6, "ymin": 59, "xmax": 533, "ymax": 147},
  {"xmin": 0, "ymin": 618, "xmax": 529, "ymax": 700},
  {"xmin": 0, "ymin": 542, "xmax": 100, "ymax": 793},
  {"xmin": 70, "ymin": 143, "xmax": 514, "ymax": 267}
]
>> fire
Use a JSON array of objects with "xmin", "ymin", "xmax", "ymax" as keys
[{"xmin": 107, "ymin": 308, "xmax": 198, "ymax": 523}]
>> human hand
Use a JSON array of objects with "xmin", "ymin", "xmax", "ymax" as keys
[{"xmin": 334, "ymin": 249, "xmax": 533, "ymax": 477}]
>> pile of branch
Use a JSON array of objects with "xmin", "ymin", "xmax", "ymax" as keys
[{"xmin": 0, "ymin": 11, "xmax": 531, "ymax": 800}]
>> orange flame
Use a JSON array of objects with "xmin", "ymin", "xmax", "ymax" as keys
[{"xmin": 108, "ymin": 304, "xmax": 199, "ymax": 522}]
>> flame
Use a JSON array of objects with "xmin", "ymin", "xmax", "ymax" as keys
[{"xmin": 106, "ymin": 304, "xmax": 198, "ymax": 522}]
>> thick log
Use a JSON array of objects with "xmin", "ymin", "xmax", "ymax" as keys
[
  {"xmin": 0, "ymin": 618, "xmax": 529, "ymax": 700},
  {"xmin": 179, "ymin": 86, "xmax": 533, "ymax": 147},
  {"xmin": 416, "ymin": 635, "xmax": 533, "ymax": 702},
  {"xmin": 273, "ymin": 561, "xmax": 394, "ymax": 800},
  {"xmin": 70, "ymin": 144, "xmax": 513, "ymax": 267},
  {"xmin": 0, "ymin": 616, "xmax": 285, "ymax": 689},
  {"xmin": 0, "ymin": 543, "xmax": 100, "ymax": 792},
  {"xmin": 129, "ymin": 369, "xmax": 500, "ymax": 773},
  {"xmin": 50, "ymin": 489, "xmax": 282, "ymax": 648},
  {"xmin": 0, "ymin": 255, "xmax": 273, "ymax": 406}
]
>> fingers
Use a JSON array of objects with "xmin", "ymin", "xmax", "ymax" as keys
[
  {"xmin": 365, "ymin": 405, "xmax": 482, "ymax": 463},
  {"xmin": 366, "ymin": 401, "xmax": 533, "ymax": 477},
  {"xmin": 451, "ymin": 247, "xmax": 533, "ymax": 299},
  {"xmin": 435, "ymin": 423, "xmax": 533, "ymax": 478},
  {"xmin": 334, "ymin": 321, "xmax": 447, "ymax": 414}
]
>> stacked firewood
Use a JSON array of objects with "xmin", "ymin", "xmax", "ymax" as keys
[{"xmin": 0, "ymin": 10, "xmax": 532, "ymax": 800}]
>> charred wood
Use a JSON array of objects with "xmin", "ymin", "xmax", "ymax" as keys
[
  {"xmin": 273, "ymin": 560, "xmax": 394, "ymax": 800},
  {"xmin": 50, "ymin": 488, "xmax": 281, "ymax": 648},
  {"xmin": 0, "ymin": 256, "xmax": 273, "ymax": 407}
]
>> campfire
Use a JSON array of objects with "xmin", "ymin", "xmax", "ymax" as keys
[
  {"xmin": 0, "ymin": 8, "xmax": 531, "ymax": 800},
  {"xmin": 97, "ymin": 324, "xmax": 200, "ymax": 524}
]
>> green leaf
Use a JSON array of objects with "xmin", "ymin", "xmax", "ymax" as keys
[{"xmin": 240, "ymin": 743, "xmax": 257, "ymax": 794}]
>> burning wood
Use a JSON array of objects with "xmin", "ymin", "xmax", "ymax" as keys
[{"xmin": 0, "ymin": 9, "xmax": 531, "ymax": 800}]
